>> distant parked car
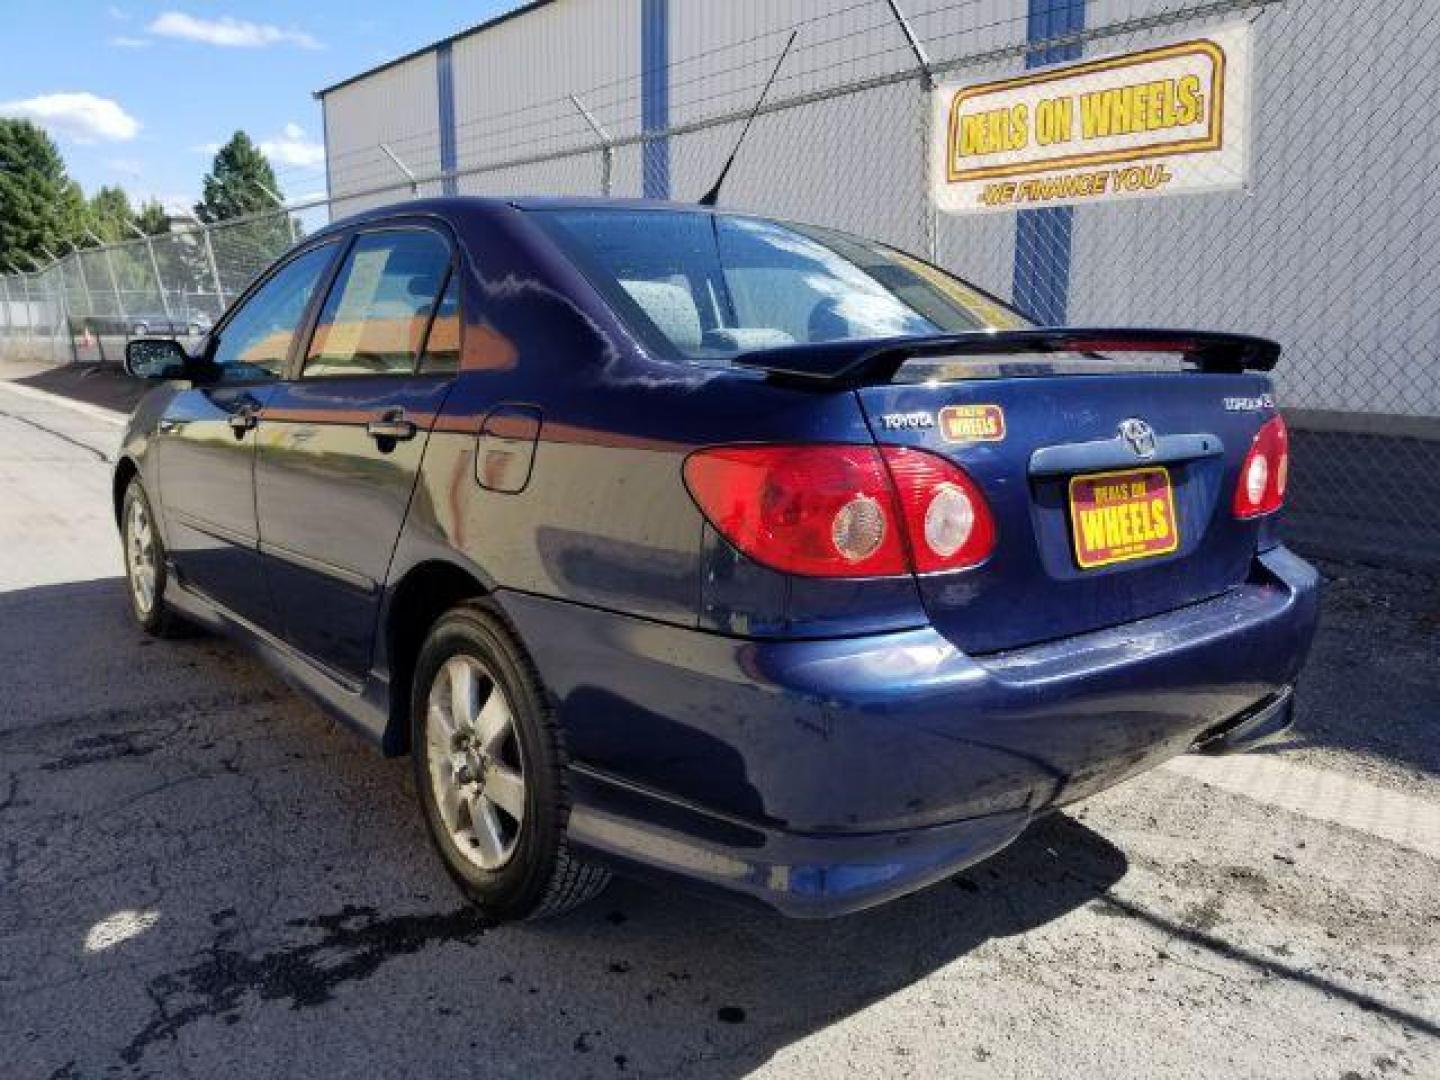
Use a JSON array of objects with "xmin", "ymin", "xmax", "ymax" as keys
[
  {"xmin": 127, "ymin": 313, "xmax": 210, "ymax": 338},
  {"xmin": 112, "ymin": 197, "xmax": 1319, "ymax": 923}
]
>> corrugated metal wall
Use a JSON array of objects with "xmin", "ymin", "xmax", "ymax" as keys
[
  {"xmin": 451, "ymin": 0, "xmax": 636, "ymax": 195},
  {"xmin": 322, "ymin": 52, "xmax": 442, "ymax": 217},
  {"xmin": 317, "ymin": 0, "xmax": 1438, "ymax": 419},
  {"xmin": 1066, "ymin": 0, "xmax": 1440, "ymax": 418}
]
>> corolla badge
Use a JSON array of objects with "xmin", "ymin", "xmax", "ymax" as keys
[{"xmin": 1118, "ymin": 417, "xmax": 1157, "ymax": 459}]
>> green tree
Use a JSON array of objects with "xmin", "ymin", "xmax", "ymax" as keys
[
  {"xmin": 195, "ymin": 131, "xmax": 283, "ymax": 223},
  {"xmin": 0, "ymin": 119, "xmax": 86, "ymax": 268},
  {"xmin": 87, "ymin": 185, "xmax": 137, "ymax": 244},
  {"xmin": 135, "ymin": 200, "xmax": 171, "ymax": 236},
  {"xmin": 193, "ymin": 131, "xmax": 297, "ymax": 298}
]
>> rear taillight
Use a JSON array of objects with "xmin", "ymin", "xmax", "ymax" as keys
[
  {"xmin": 683, "ymin": 444, "xmax": 996, "ymax": 578},
  {"xmin": 880, "ymin": 447, "xmax": 997, "ymax": 572},
  {"xmin": 1233, "ymin": 415, "xmax": 1290, "ymax": 518}
]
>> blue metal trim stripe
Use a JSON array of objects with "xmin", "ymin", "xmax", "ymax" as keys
[
  {"xmin": 437, "ymin": 42, "xmax": 458, "ymax": 196},
  {"xmin": 641, "ymin": 0, "xmax": 670, "ymax": 199},
  {"xmin": 1012, "ymin": 0, "xmax": 1085, "ymax": 325}
]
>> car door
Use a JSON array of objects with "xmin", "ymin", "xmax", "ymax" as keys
[
  {"xmin": 152, "ymin": 241, "xmax": 340, "ymax": 629},
  {"xmin": 253, "ymin": 224, "xmax": 461, "ymax": 680}
]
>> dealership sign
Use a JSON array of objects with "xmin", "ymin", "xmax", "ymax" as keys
[{"xmin": 933, "ymin": 23, "xmax": 1251, "ymax": 214}]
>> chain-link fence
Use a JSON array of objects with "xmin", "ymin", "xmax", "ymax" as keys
[
  {"xmin": 1, "ymin": 0, "xmax": 1434, "ymax": 565},
  {"xmin": 0, "ymin": 204, "xmax": 323, "ymax": 367}
]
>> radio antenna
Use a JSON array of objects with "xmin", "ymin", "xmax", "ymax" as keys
[{"xmin": 699, "ymin": 30, "xmax": 798, "ymax": 207}]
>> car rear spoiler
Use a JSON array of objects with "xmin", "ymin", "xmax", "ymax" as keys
[{"xmin": 733, "ymin": 328, "xmax": 1281, "ymax": 388}]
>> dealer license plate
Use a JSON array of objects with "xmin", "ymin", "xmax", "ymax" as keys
[{"xmin": 1068, "ymin": 466, "xmax": 1180, "ymax": 569}]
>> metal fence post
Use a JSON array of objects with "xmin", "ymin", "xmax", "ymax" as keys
[
  {"xmin": 65, "ymin": 241, "xmax": 92, "ymax": 322},
  {"xmin": 257, "ymin": 182, "xmax": 299, "ymax": 245},
  {"xmin": 570, "ymin": 93, "xmax": 615, "ymax": 196},
  {"xmin": 128, "ymin": 223, "xmax": 173, "ymax": 322},
  {"xmin": 0, "ymin": 273, "xmax": 13, "ymax": 353},
  {"xmin": 34, "ymin": 255, "xmax": 77, "ymax": 365},
  {"xmin": 883, "ymin": 0, "xmax": 938, "ymax": 263},
  {"xmin": 380, "ymin": 143, "xmax": 421, "ymax": 197},
  {"xmin": 20, "ymin": 271, "xmax": 34, "ymax": 353},
  {"xmin": 7, "ymin": 262, "xmax": 33, "ymax": 350},
  {"xmin": 200, "ymin": 226, "xmax": 226, "ymax": 310},
  {"xmin": 87, "ymin": 229, "xmax": 128, "ymax": 327}
]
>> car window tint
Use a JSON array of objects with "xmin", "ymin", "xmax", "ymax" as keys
[
  {"xmin": 418, "ymin": 274, "xmax": 461, "ymax": 374},
  {"xmin": 304, "ymin": 230, "xmax": 451, "ymax": 378},
  {"xmin": 211, "ymin": 243, "xmax": 336, "ymax": 380},
  {"xmin": 532, "ymin": 209, "xmax": 1023, "ymax": 364}
]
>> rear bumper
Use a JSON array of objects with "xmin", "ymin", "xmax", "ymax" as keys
[{"xmin": 501, "ymin": 545, "xmax": 1320, "ymax": 917}]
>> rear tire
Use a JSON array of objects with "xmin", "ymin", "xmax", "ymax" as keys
[
  {"xmin": 411, "ymin": 602, "xmax": 610, "ymax": 922},
  {"xmin": 121, "ymin": 479, "xmax": 184, "ymax": 638}
]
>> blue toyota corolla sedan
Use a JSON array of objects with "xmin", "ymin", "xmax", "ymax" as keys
[{"xmin": 113, "ymin": 197, "xmax": 1319, "ymax": 921}]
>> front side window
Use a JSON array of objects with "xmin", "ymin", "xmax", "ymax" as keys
[
  {"xmin": 211, "ymin": 243, "xmax": 337, "ymax": 380},
  {"xmin": 531, "ymin": 209, "xmax": 1030, "ymax": 364},
  {"xmin": 303, "ymin": 230, "xmax": 452, "ymax": 378}
]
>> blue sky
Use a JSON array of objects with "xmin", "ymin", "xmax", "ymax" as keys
[{"xmin": 0, "ymin": 2, "xmax": 519, "ymax": 211}]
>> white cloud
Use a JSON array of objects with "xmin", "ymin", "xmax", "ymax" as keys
[
  {"xmin": 109, "ymin": 35, "xmax": 151, "ymax": 49},
  {"xmin": 107, "ymin": 5, "xmax": 130, "ymax": 20},
  {"xmin": 148, "ymin": 11, "xmax": 321, "ymax": 49},
  {"xmin": 0, "ymin": 92, "xmax": 140, "ymax": 143},
  {"xmin": 260, "ymin": 123, "xmax": 325, "ymax": 169}
]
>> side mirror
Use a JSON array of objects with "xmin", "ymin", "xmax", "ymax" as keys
[{"xmin": 124, "ymin": 338, "xmax": 189, "ymax": 380}]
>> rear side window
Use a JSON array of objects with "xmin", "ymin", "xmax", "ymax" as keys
[
  {"xmin": 304, "ymin": 230, "xmax": 452, "ymax": 378},
  {"xmin": 211, "ymin": 243, "xmax": 337, "ymax": 380}
]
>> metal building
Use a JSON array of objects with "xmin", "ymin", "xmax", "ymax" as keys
[{"xmin": 315, "ymin": 0, "xmax": 1440, "ymax": 563}]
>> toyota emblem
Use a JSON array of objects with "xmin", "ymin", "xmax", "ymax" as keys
[{"xmin": 1118, "ymin": 418, "xmax": 1157, "ymax": 459}]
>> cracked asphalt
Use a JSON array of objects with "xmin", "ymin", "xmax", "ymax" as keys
[{"xmin": 1, "ymin": 373, "xmax": 1437, "ymax": 1080}]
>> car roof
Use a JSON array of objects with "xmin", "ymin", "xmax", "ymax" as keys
[{"xmin": 310, "ymin": 195, "xmax": 729, "ymax": 240}]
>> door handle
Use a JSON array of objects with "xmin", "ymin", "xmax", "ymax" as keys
[
  {"xmin": 366, "ymin": 410, "xmax": 417, "ymax": 442},
  {"xmin": 227, "ymin": 409, "xmax": 257, "ymax": 438},
  {"xmin": 156, "ymin": 418, "xmax": 180, "ymax": 434}
]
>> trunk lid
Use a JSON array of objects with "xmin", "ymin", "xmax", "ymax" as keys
[{"xmin": 854, "ymin": 368, "xmax": 1278, "ymax": 653}]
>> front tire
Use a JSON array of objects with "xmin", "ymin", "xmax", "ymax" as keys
[
  {"xmin": 411, "ymin": 603, "xmax": 609, "ymax": 922},
  {"xmin": 121, "ymin": 479, "xmax": 182, "ymax": 637}
]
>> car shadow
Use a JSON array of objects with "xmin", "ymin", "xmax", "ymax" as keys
[{"xmin": 0, "ymin": 577, "xmax": 1135, "ymax": 1076}]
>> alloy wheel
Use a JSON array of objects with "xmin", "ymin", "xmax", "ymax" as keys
[
  {"xmin": 424, "ymin": 654, "xmax": 527, "ymax": 871},
  {"xmin": 126, "ymin": 495, "xmax": 157, "ymax": 616}
]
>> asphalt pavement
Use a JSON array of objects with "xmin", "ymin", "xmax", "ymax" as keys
[{"xmin": 1, "ymin": 371, "xmax": 1436, "ymax": 1080}]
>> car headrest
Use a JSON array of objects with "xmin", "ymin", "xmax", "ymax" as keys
[{"xmin": 619, "ymin": 279, "xmax": 703, "ymax": 350}]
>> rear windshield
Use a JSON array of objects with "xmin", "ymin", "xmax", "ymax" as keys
[{"xmin": 530, "ymin": 208, "xmax": 1030, "ymax": 364}]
